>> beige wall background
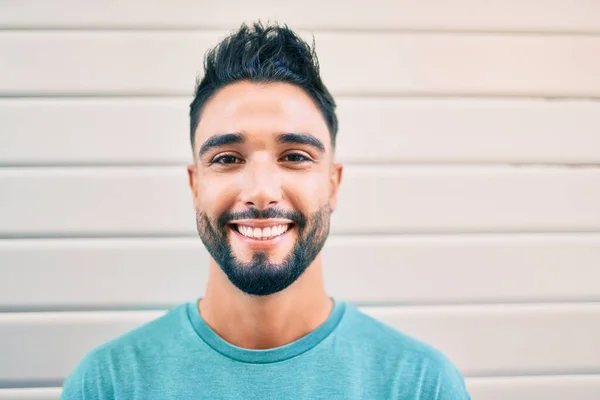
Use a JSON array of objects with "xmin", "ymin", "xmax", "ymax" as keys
[{"xmin": 1, "ymin": 1, "xmax": 600, "ymax": 398}]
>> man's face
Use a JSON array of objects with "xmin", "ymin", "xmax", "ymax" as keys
[{"xmin": 187, "ymin": 81, "xmax": 342, "ymax": 296}]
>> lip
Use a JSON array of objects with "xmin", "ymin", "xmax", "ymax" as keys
[{"xmin": 229, "ymin": 223, "xmax": 294, "ymax": 250}]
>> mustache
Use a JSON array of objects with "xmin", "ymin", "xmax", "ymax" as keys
[{"xmin": 217, "ymin": 207, "xmax": 307, "ymax": 230}]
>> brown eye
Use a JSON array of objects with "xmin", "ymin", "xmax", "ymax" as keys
[
  {"xmin": 212, "ymin": 155, "xmax": 242, "ymax": 165},
  {"xmin": 282, "ymin": 153, "xmax": 311, "ymax": 162}
]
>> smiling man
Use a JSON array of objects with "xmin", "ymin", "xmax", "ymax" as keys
[{"xmin": 61, "ymin": 22, "xmax": 470, "ymax": 400}]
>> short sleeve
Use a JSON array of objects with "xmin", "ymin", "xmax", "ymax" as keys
[
  {"xmin": 60, "ymin": 349, "xmax": 114, "ymax": 400},
  {"xmin": 434, "ymin": 355, "xmax": 471, "ymax": 400},
  {"xmin": 60, "ymin": 369, "xmax": 85, "ymax": 400}
]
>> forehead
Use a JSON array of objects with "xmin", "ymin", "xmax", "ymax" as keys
[{"xmin": 194, "ymin": 81, "xmax": 331, "ymax": 150}]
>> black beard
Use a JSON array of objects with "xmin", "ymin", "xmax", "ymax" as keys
[{"xmin": 195, "ymin": 205, "xmax": 331, "ymax": 296}]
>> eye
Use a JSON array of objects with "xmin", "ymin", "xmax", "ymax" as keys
[
  {"xmin": 281, "ymin": 153, "xmax": 312, "ymax": 163},
  {"xmin": 211, "ymin": 155, "xmax": 243, "ymax": 165}
]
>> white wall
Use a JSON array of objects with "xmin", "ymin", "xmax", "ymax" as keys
[{"xmin": 1, "ymin": 1, "xmax": 600, "ymax": 398}]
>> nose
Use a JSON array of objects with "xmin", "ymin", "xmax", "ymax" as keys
[{"xmin": 239, "ymin": 158, "xmax": 283, "ymax": 210}]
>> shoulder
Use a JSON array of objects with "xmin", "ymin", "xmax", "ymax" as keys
[
  {"xmin": 339, "ymin": 303, "xmax": 471, "ymax": 399},
  {"xmin": 60, "ymin": 303, "xmax": 190, "ymax": 399},
  {"xmin": 338, "ymin": 303, "xmax": 436, "ymax": 356}
]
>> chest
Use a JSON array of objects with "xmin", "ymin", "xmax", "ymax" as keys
[{"xmin": 114, "ymin": 363, "xmax": 403, "ymax": 400}]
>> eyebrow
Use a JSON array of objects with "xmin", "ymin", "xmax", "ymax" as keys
[
  {"xmin": 278, "ymin": 133, "xmax": 325, "ymax": 153},
  {"xmin": 198, "ymin": 132, "xmax": 245, "ymax": 158}
]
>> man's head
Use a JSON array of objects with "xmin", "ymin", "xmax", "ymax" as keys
[{"xmin": 187, "ymin": 22, "xmax": 343, "ymax": 297}]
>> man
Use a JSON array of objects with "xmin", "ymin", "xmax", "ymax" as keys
[{"xmin": 61, "ymin": 22, "xmax": 471, "ymax": 400}]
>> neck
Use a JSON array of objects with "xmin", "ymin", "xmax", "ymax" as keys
[{"xmin": 198, "ymin": 255, "xmax": 333, "ymax": 350}]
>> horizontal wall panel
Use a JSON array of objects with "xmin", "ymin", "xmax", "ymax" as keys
[
  {"xmin": 1, "ymin": 235, "xmax": 600, "ymax": 309},
  {"xmin": 1, "ymin": 305, "xmax": 599, "ymax": 384},
  {"xmin": 0, "ymin": 0, "xmax": 599, "ymax": 33},
  {"xmin": 368, "ymin": 304, "xmax": 600, "ymax": 376},
  {"xmin": 2, "ymin": 32, "xmax": 600, "ymax": 97},
  {"xmin": 0, "ymin": 388, "xmax": 61, "ymax": 400},
  {"xmin": 2, "ymin": 166, "xmax": 599, "ymax": 236},
  {"xmin": 2, "ymin": 376, "xmax": 600, "ymax": 399},
  {"xmin": 3, "ymin": 98, "xmax": 600, "ymax": 165},
  {"xmin": 467, "ymin": 375, "xmax": 600, "ymax": 400}
]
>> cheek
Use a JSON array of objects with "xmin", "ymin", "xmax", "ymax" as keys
[
  {"xmin": 196, "ymin": 175, "xmax": 238, "ymax": 215},
  {"xmin": 283, "ymin": 172, "xmax": 330, "ymax": 209}
]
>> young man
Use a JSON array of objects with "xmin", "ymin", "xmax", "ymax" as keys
[{"xmin": 61, "ymin": 22, "xmax": 471, "ymax": 399}]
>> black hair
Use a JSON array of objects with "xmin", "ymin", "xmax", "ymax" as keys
[{"xmin": 189, "ymin": 21, "xmax": 338, "ymax": 152}]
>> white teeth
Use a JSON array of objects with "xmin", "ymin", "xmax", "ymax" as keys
[{"xmin": 236, "ymin": 224, "xmax": 290, "ymax": 240}]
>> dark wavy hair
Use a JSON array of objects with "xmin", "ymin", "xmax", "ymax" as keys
[{"xmin": 189, "ymin": 21, "xmax": 338, "ymax": 151}]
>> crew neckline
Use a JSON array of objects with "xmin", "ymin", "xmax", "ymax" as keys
[{"xmin": 186, "ymin": 298, "xmax": 346, "ymax": 364}]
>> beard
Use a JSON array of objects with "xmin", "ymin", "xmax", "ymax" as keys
[{"xmin": 195, "ymin": 205, "xmax": 331, "ymax": 296}]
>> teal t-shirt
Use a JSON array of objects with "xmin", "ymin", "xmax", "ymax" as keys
[{"xmin": 61, "ymin": 299, "xmax": 471, "ymax": 399}]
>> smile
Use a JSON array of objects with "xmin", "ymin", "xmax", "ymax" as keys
[
  {"xmin": 233, "ymin": 224, "xmax": 291, "ymax": 240},
  {"xmin": 227, "ymin": 220, "xmax": 295, "ymax": 248}
]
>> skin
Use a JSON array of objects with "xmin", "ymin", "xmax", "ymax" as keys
[{"xmin": 187, "ymin": 81, "xmax": 343, "ymax": 350}]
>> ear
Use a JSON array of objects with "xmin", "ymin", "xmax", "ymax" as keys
[
  {"xmin": 328, "ymin": 162, "xmax": 343, "ymax": 212},
  {"xmin": 187, "ymin": 163, "xmax": 199, "ymax": 209}
]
